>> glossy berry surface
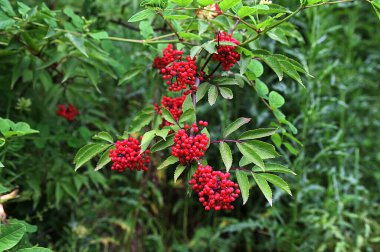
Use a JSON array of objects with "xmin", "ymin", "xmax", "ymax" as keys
[
  {"xmin": 56, "ymin": 104, "xmax": 79, "ymax": 121},
  {"xmin": 155, "ymin": 95, "xmax": 187, "ymax": 127},
  {"xmin": 153, "ymin": 44, "xmax": 183, "ymax": 69},
  {"xmin": 189, "ymin": 164, "xmax": 240, "ymax": 211},
  {"xmin": 212, "ymin": 31, "xmax": 241, "ymax": 71},
  {"xmin": 171, "ymin": 122, "xmax": 209, "ymax": 165},
  {"xmin": 109, "ymin": 137, "xmax": 150, "ymax": 172}
]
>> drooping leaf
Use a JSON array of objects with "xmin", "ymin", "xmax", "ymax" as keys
[
  {"xmin": 236, "ymin": 142, "xmax": 265, "ymax": 170},
  {"xmin": 151, "ymin": 134, "xmax": 174, "ymax": 153},
  {"xmin": 0, "ymin": 224, "xmax": 26, "ymax": 251},
  {"xmin": 208, "ymin": 85, "xmax": 218, "ymax": 106},
  {"xmin": 157, "ymin": 155, "xmax": 178, "ymax": 170},
  {"xmin": 128, "ymin": 9, "xmax": 156, "ymax": 22},
  {"xmin": 162, "ymin": 107, "xmax": 177, "ymax": 124},
  {"xmin": 140, "ymin": 130, "xmax": 156, "ymax": 153},
  {"xmin": 74, "ymin": 143, "xmax": 112, "ymax": 171},
  {"xmin": 236, "ymin": 170, "xmax": 250, "ymax": 204},
  {"xmin": 92, "ymin": 132, "xmax": 113, "ymax": 143},
  {"xmin": 65, "ymin": 33, "xmax": 88, "ymax": 57},
  {"xmin": 259, "ymin": 173, "xmax": 292, "ymax": 195},
  {"xmin": 219, "ymin": 0, "xmax": 241, "ymax": 11},
  {"xmin": 219, "ymin": 87, "xmax": 233, "ymax": 99},
  {"xmin": 95, "ymin": 148, "xmax": 112, "ymax": 171},
  {"xmin": 219, "ymin": 142, "xmax": 232, "ymax": 171},
  {"xmin": 196, "ymin": 82, "xmax": 210, "ymax": 102},
  {"xmin": 269, "ymin": 91, "xmax": 285, "ymax": 108},
  {"xmin": 174, "ymin": 164, "xmax": 186, "ymax": 182},
  {"xmin": 223, "ymin": 117, "xmax": 251, "ymax": 138},
  {"xmin": 239, "ymin": 128, "xmax": 277, "ymax": 140},
  {"xmin": 252, "ymin": 173, "xmax": 272, "ymax": 206}
]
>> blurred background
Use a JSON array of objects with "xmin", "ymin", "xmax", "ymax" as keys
[{"xmin": 0, "ymin": 0, "xmax": 379, "ymax": 251}]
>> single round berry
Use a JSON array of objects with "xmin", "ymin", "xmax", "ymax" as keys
[
  {"xmin": 109, "ymin": 137, "xmax": 150, "ymax": 172},
  {"xmin": 189, "ymin": 164, "xmax": 240, "ymax": 211},
  {"xmin": 212, "ymin": 31, "xmax": 241, "ymax": 71}
]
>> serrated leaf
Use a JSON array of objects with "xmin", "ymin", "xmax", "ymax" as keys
[
  {"xmin": 269, "ymin": 91, "xmax": 285, "ymax": 108},
  {"xmin": 223, "ymin": 117, "xmax": 251, "ymax": 138},
  {"xmin": 279, "ymin": 60, "xmax": 304, "ymax": 87},
  {"xmin": 236, "ymin": 170, "xmax": 250, "ymax": 204},
  {"xmin": 258, "ymin": 55, "xmax": 283, "ymax": 81},
  {"xmin": 157, "ymin": 155, "xmax": 178, "ymax": 170},
  {"xmin": 179, "ymin": 108, "xmax": 195, "ymax": 124},
  {"xmin": 0, "ymin": 224, "xmax": 26, "ymax": 251},
  {"xmin": 75, "ymin": 144, "xmax": 111, "ymax": 171},
  {"xmin": 140, "ymin": 130, "xmax": 156, "ymax": 153},
  {"xmin": 196, "ymin": 82, "xmax": 210, "ymax": 102},
  {"xmin": 201, "ymin": 41, "xmax": 217, "ymax": 54},
  {"xmin": 208, "ymin": 85, "xmax": 218, "ymax": 106},
  {"xmin": 239, "ymin": 156, "xmax": 251, "ymax": 167},
  {"xmin": 92, "ymin": 131, "xmax": 113, "ymax": 143},
  {"xmin": 239, "ymin": 128, "xmax": 277, "ymax": 140},
  {"xmin": 162, "ymin": 107, "xmax": 177, "ymax": 124},
  {"xmin": 245, "ymin": 140, "xmax": 279, "ymax": 159},
  {"xmin": 151, "ymin": 134, "xmax": 174, "ymax": 153},
  {"xmin": 95, "ymin": 148, "xmax": 112, "ymax": 171},
  {"xmin": 252, "ymin": 173, "xmax": 272, "ymax": 206},
  {"xmin": 259, "ymin": 173, "xmax": 292, "ymax": 195},
  {"xmin": 74, "ymin": 143, "xmax": 97, "ymax": 163},
  {"xmin": 182, "ymin": 94, "xmax": 193, "ymax": 111},
  {"xmin": 252, "ymin": 163, "xmax": 296, "ymax": 175},
  {"xmin": 65, "ymin": 33, "xmax": 88, "ymax": 57},
  {"xmin": 128, "ymin": 9, "xmax": 155, "ymax": 22},
  {"xmin": 219, "ymin": 87, "xmax": 233, "ymax": 99},
  {"xmin": 237, "ymin": 142, "xmax": 265, "ymax": 170},
  {"xmin": 156, "ymin": 128, "xmax": 170, "ymax": 140},
  {"xmin": 174, "ymin": 164, "xmax": 186, "ymax": 182},
  {"xmin": 219, "ymin": 142, "xmax": 232, "ymax": 171},
  {"xmin": 219, "ymin": 0, "xmax": 241, "ymax": 11}
]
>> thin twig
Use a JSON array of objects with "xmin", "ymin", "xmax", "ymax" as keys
[{"xmin": 211, "ymin": 139, "xmax": 243, "ymax": 144}]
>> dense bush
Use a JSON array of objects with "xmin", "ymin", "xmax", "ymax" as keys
[{"xmin": 0, "ymin": 0, "xmax": 379, "ymax": 251}]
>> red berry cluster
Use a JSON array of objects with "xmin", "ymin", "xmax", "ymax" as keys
[
  {"xmin": 189, "ymin": 164, "xmax": 240, "ymax": 211},
  {"xmin": 154, "ymin": 94, "xmax": 187, "ymax": 127},
  {"xmin": 109, "ymin": 137, "xmax": 150, "ymax": 172},
  {"xmin": 56, "ymin": 104, "xmax": 79, "ymax": 121},
  {"xmin": 153, "ymin": 44, "xmax": 183, "ymax": 69},
  {"xmin": 212, "ymin": 31, "xmax": 241, "ymax": 71},
  {"xmin": 171, "ymin": 122, "xmax": 209, "ymax": 165},
  {"xmin": 160, "ymin": 56, "xmax": 199, "ymax": 92}
]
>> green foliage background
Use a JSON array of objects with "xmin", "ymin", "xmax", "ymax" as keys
[{"xmin": 0, "ymin": 0, "xmax": 379, "ymax": 251}]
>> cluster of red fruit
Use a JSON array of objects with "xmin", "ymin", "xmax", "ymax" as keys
[
  {"xmin": 171, "ymin": 122, "xmax": 209, "ymax": 165},
  {"xmin": 154, "ymin": 94, "xmax": 187, "ymax": 127},
  {"xmin": 189, "ymin": 164, "xmax": 240, "ymax": 211},
  {"xmin": 153, "ymin": 44, "xmax": 183, "ymax": 69},
  {"xmin": 212, "ymin": 31, "xmax": 241, "ymax": 71},
  {"xmin": 56, "ymin": 104, "xmax": 79, "ymax": 121},
  {"xmin": 109, "ymin": 137, "xmax": 150, "ymax": 172}
]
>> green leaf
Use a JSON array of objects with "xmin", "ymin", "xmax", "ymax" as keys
[
  {"xmin": 279, "ymin": 60, "xmax": 304, "ymax": 87},
  {"xmin": 190, "ymin": 45, "xmax": 202, "ymax": 58},
  {"xmin": 0, "ymin": 0, "xmax": 15, "ymax": 16},
  {"xmin": 219, "ymin": 142, "xmax": 232, "ymax": 171},
  {"xmin": 0, "ymin": 183, "xmax": 8, "ymax": 193},
  {"xmin": 17, "ymin": 248, "xmax": 53, "ymax": 252},
  {"xmin": 182, "ymin": 94, "xmax": 193, "ymax": 111},
  {"xmin": 157, "ymin": 155, "xmax": 178, "ymax": 170},
  {"xmin": 252, "ymin": 173, "xmax": 272, "ymax": 206},
  {"xmin": 267, "ymin": 28, "xmax": 289, "ymax": 45},
  {"xmin": 95, "ymin": 148, "xmax": 112, "ymax": 171},
  {"xmin": 128, "ymin": 107, "xmax": 155, "ymax": 133},
  {"xmin": 0, "ymin": 11, "xmax": 15, "ymax": 29},
  {"xmin": 236, "ymin": 170, "xmax": 250, "ymax": 204},
  {"xmin": 201, "ymin": 41, "xmax": 217, "ymax": 54},
  {"xmin": 197, "ymin": 0, "xmax": 214, "ymax": 6},
  {"xmin": 0, "ymin": 224, "xmax": 26, "ymax": 251},
  {"xmin": 151, "ymin": 134, "xmax": 174, "ymax": 153},
  {"xmin": 219, "ymin": 0, "xmax": 241, "ymax": 11},
  {"xmin": 201, "ymin": 127, "xmax": 210, "ymax": 148},
  {"xmin": 252, "ymin": 163, "xmax": 296, "ymax": 175},
  {"xmin": 219, "ymin": 87, "xmax": 233, "ymax": 99},
  {"xmin": 208, "ymin": 85, "xmax": 218, "ymax": 106},
  {"xmin": 140, "ymin": 130, "xmax": 156, "ymax": 153},
  {"xmin": 156, "ymin": 128, "xmax": 170, "ymax": 140},
  {"xmin": 0, "ymin": 160, "xmax": 4, "ymax": 168},
  {"xmin": 170, "ymin": 0, "xmax": 193, "ymax": 7},
  {"xmin": 89, "ymin": 31, "xmax": 109, "ymax": 40},
  {"xmin": 118, "ymin": 68, "xmax": 144, "ymax": 85},
  {"xmin": 128, "ymin": 9, "xmax": 155, "ymax": 22},
  {"xmin": 284, "ymin": 142, "xmax": 299, "ymax": 155},
  {"xmin": 237, "ymin": 5, "xmax": 269, "ymax": 18},
  {"xmin": 239, "ymin": 128, "xmax": 277, "ymax": 140},
  {"xmin": 223, "ymin": 117, "xmax": 251, "ymax": 138},
  {"xmin": 254, "ymin": 79, "xmax": 269, "ymax": 98},
  {"xmin": 261, "ymin": 56, "xmax": 283, "ymax": 81},
  {"xmin": 259, "ymin": 173, "xmax": 292, "ymax": 195},
  {"xmin": 245, "ymin": 140, "xmax": 279, "ymax": 159},
  {"xmin": 179, "ymin": 108, "xmax": 195, "ymax": 124},
  {"xmin": 236, "ymin": 142, "xmax": 265, "ymax": 170},
  {"xmin": 166, "ymin": 15, "xmax": 192, "ymax": 20},
  {"xmin": 162, "ymin": 107, "xmax": 177, "ymax": 124},
  {"xmin": 239, "ymin": 156, "xmax": 251, "ymax": 167},
  {"xmin": 269, "ymin": 91, "xmax": 285, "ymax": 108},
  {"xmin": 92, "ymin": 132, "xmax": 113, "ymax": 143},
  {"xmin": 74, "ymin": 143, "xmax": 112, "ymax": 171},
  {"xmin": 174, "ymin": 164, "xmax": 186, "ymax": 182},
  {"xmin": 196, "ymin": 82, "xmax": 210, "ymax": 102},
  {"xmin": 65, "ymin": 33, "xmax": 88, "ymax": 57}
]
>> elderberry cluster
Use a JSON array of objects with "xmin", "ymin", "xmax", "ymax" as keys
[
  {"xmin": 109, "ymin": 137, "xmax": 150, "ymax": 172},
  {"xmin": 154, "ymin": 94, "xmax": 187, "ymax": 127},
  {"xmin": 56, "ymin": 104, "xmax": 79, "ymax": 121},
  {"xmin": 212, "ymin": 31, "xmax": 241, "ymax": 71},
  {"xmin": 189, "ymin": 164, "xmax": 240, "ymax": 211},
  {"xmin": 171, "ymin": 122, "xmax": 209, "ymax": 165},
  {"xmin": 153, "ymin": 44, "xmax": 183, "ymax": 69}
]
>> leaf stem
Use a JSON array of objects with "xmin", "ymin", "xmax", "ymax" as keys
[{"xmin": 211, "ymin": 139, "xmax": 242, "ymax": 144}]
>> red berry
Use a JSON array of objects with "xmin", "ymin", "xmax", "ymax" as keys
[
  {"xmin": 56, "ymin": 104, "xmax": 79, "ymax": 122},
  {"xmin": 212, "ymin": 31, "xmax": 241, "ymax": 71},
  {"xmin": 189, "ymin": 164, "xmax": 240, "ymax": 211},
  {"xmin": 109, "ymin": 137, "xmax": 150, "ymax": 172},
  {"xmin": 153, "ymin": 44, "xmax": 183, "ymax": 69},
  {"xmin": 154, "ymin": 94, "xmax": 187, "ymax": 127}
]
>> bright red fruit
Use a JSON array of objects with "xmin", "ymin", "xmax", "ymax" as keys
[
  {"xmin": 56, "ymin": 104, "xmax": 79, "ymax": 121},
  {"xmin": 189, "ymin": 164, "xmax": 240, "ymax": 211},
  {"xmin": 212, "ymin": 31, "xmax": 241, "ymax": 71},
  {"xmin": 153, "ymin": 44, "xmax": 183, "ymax": 69},
  {"xmin": 155, "ymin": 94, "xmax": 187, "ymax": 127},
  {"xmin": 109, "ymin": 137, "xmax": 150, "ymax": 172}
]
